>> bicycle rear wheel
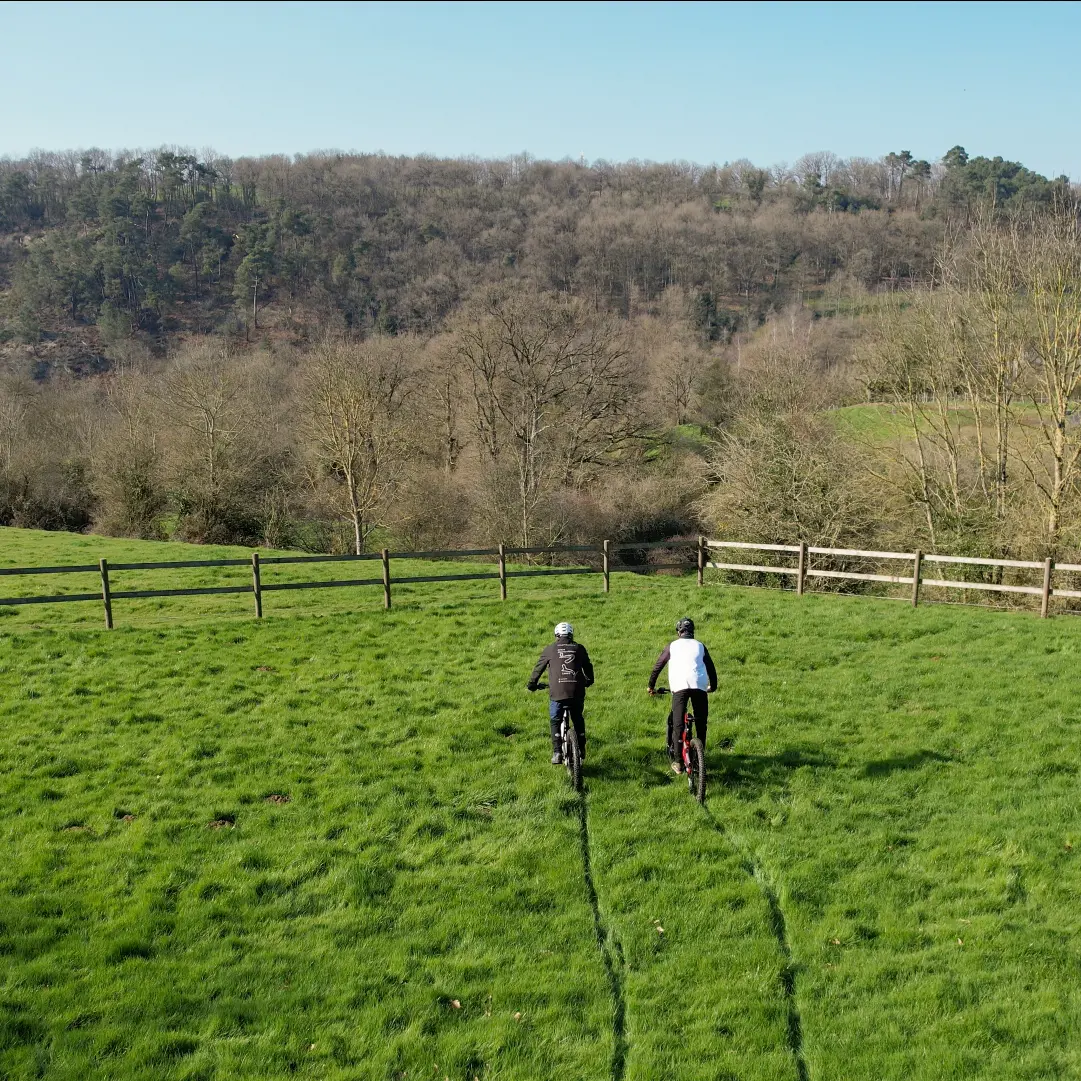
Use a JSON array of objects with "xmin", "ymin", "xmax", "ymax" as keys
[
  {"xmin": 687, "ymin": 738, "xmax": 706, "ymax": 803},
  {"xmin": 564, "ymin": 725, "xmax": 582, "ymax": 793}
]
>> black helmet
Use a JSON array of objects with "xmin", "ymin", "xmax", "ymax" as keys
[{"xmin": 675, "ymin": 617, "xmax": 695, "ymax": 637}]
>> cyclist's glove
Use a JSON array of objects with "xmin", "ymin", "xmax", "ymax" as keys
[{"xmin": 526, "ymin": 682, "xmax": 538, "ymax": 692}]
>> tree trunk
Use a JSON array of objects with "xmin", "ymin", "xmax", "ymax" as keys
[{"xmin": 346, "ymin": 471, "xmax": 362, "ymax": 555}]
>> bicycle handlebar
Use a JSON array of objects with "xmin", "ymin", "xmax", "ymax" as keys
[{"xmin": 532, "ymin": 683, "xmax": 712, "ymax": 695}]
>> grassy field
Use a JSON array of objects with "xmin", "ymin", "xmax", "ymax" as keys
[
  {"xmin": 2, "ymin": 528, "xmax": 1081, "ymax": 1079},
  {"xmin": 829, "ymin": 401, "xmax": 1048, "ymax": 447}
]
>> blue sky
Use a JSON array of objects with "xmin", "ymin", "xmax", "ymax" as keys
[{"xmin": 2, "ymin": 1, "xmax": 1079, "ymax": 177}]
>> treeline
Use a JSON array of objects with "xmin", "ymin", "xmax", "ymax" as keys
[
  {"xmin": 0, "ymin": 144, "xmax": 1066, "ymax": 373},
  {"xmin": 2, "ymin": 144, "xmax": 1080, "ymax": 570},
  {"xmin": 707, "ymin": 208, "xmax": 1081, "ymax": 564},
  {"xmin": 0, "ymin": 288, "xmax": 736, "ymax": 552}
]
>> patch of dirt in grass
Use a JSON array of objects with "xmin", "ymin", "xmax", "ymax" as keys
[
  {"xmin": 207, "ymin": 816, "xmax": 236, "ymax": 829},
  {"xmin": 264, "ymin": 793, "xmax": 290, "ymax": 804}
]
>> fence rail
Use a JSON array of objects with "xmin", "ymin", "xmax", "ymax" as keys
[
  {"xmin": 703, "ymin": 539, "xmax": 1072, "ymax": 618},
  {"xmin": 1, "ymin": 535, "xmax": 1075, "ymax": 628},
  {"xmin": 0, "ymin": 539, "xmax": 703, "ymax": 628}
]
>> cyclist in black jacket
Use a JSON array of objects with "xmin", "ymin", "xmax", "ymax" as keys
[{"xmin": 527, "ymin": 621, "xmax": 594, "ymax": 764}]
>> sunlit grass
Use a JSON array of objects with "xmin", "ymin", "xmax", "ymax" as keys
[{"xmin": 2, "ymin": 527, "xmax": 1080, "ymax": 1079}]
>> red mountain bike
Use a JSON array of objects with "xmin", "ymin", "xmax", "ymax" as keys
[{"xmin": 651, "ymin": 689, "xmax": 706, "ymax": 803}]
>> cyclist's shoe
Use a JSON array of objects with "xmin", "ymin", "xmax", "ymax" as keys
[
  {"xmin": 670, "ymin": 759, "xmax": 684, "ymax": 774},
  {"xmin": 551, "ymin": 753, "xmax": 563, "ymax": 765}
]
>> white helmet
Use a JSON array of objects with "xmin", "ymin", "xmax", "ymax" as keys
[{"xmin": 554, "ymin": 621, "xmax": 574, "ymax": 638}]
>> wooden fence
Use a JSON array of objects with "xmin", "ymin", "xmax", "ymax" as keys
[
  {"xmin": 1, "ymin": 536, "xmax": 1076, "ymax": 628},
  {"xmin": 706, "ymin": 540, "xmax": 1081, "ymax": 619},
  {"xmin": 0, "ymin": 539, "xmax": 701, "ymax": 629}
]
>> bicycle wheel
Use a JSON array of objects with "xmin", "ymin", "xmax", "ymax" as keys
[
  {"xmin": 565, "ymin": 725, "xmax": 583, "ymax": 793},
  {"xmin": 687, "ymin": 738, "xmax": 706, "ymax": 803}
]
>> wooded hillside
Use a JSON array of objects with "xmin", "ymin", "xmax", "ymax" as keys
[
  {"xmin": 1, "ymin": 144, "xmax": 1078, "ymax": 569},
  {"xmin": 1, "ymin": 145, "xmax": 1064, "ymax": 368}
]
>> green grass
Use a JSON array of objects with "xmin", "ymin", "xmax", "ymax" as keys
[
  {"xmin": 3, "ymin": 527, "xmax": 1081, "ymax": 1079},
  {"xmin": 829, "ymin": 403, "xmax": 915, "ymax": 441},
  {"xmin": 829, "ymin": 401, "xmax": 1047, "ymax": 446}
]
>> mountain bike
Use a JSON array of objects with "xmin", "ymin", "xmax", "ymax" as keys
[
  {"xmin": 650, "ymin": 689, "xmax": 706, "ymax": 803},
  {"xmin": 535, "ymin": 685, "xmax": 582, "ymax": 792}
]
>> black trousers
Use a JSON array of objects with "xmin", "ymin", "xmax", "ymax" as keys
[
  {"xmin": 668, "ymin": 689, "xmax": 708, "ymax": 761},
  {"xmin": 550, "ymin": 694, "xmax": 586, "ymax": 755}
]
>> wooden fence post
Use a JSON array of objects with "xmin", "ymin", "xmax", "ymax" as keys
[
  {"xmin": 1041, "ymin": 557, "xmax": 1053, "ymax": 619},
  {"xmin": 382, "ymin": 549, "xmax": 391, "ymax": 610},
  {"xmin": 796, "ymin": 541, "xmax": 807, "ymax": 596},
  {"xmin": 602, "ymin": 539, "xmax": 610, "ymax": 593},
  {"xmin": 498, "ymin": 543, "xmax": 507, "ymax": 600},
  {"xmin": 251, "ymin": 552, "xmax": 263, "ymax": 618},
  {"xmin": 697, "ymin": 536, "xmax": 705, "ymax": 587},
  {"xmin": 99, "ymin": 557, "xmax": 113, "ymax": 630},
  {"xmin": 912, "ymin": 549, "xmax": 923, "ymax": 607}
]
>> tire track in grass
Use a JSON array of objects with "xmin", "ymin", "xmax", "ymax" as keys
[
  {"xmin": 577, "ymin": 792, "xmax": 628, "ymax": 1080},
  {"xmin": 753, "ymin": 865, "xmax": 809, "ymax": 1081},
  {"xmin": 703, "ymin": 806, "xmax": 809, "ymax": 1081}
]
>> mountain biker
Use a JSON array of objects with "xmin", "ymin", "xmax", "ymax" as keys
[
  {"xmin": 647, "ymin": 617, "xmax": 717, "ymax": 774},
  {"xmin": 527, "ymin": 621, "xmax": 595, "ymax": 765}
]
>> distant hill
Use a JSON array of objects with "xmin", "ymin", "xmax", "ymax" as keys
[{"xmin": 1, "ymin": 144, "xmax": 1061, "ymax": 376}]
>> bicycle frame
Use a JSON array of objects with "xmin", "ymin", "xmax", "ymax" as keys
[
  {"xmin": 679, "ymin": 708, "xmax": 695, "ymax": 769},
  {"xmin": 651, "ymin": 687, "xmax": 707, "ymax": 802}
]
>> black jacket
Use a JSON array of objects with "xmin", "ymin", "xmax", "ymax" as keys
[{"xmin": 528, "ymin": 638, "xmax": 594, "ymax": 701}]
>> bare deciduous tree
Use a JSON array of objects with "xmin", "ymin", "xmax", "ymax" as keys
[
  {"xmin": 701, "ymin": 411, "xmax": 877, "ymax": 547},
  {"xmin": 302, "ymin": 335, "xmax": 412, "ymax": 554},
  {"xmin": 422, "ymin": 334, "xmax": 466, "ymax": 473},
  {"xmin": 940, "ymin": 214, "xmax": 1024, "ymax": 530},
  {"xmin": 1011, "ymin": 209, "xmax": 1081, "ymax": 551},
  {"xmin": 94, "ymin": 366, "xmax": 166, "ymax": 538},
  {"xmin": 631, "ymin": 290, "xmax": 711, "ymax": 426},
  {"xmin": 159, "ymin": 340, "xmax": 269, "ymax": 543},
  {"xmin": 862, "ymin": 295, "xmax": 981, "ymax": 550},
  {"xmin": 454, "ymin": 292, "xmax": 641, "ymax": 545}
]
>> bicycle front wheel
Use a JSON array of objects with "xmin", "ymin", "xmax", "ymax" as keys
[
  {"xmin": 687, "ymin": 738, "xmax": 706, "ymax": 803},
  {"xmin": 565, "ymin": 726, "xmax": 583, "ymax": 793}
]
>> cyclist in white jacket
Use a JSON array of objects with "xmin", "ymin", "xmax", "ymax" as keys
[{"xmin": 647, "ymin": 617, "xmax": 717, "ymax": 773}]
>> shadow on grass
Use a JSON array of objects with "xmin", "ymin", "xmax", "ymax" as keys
[
  {"xmin": 582, "ymin": 752, "xmax": 674, "ymax": 790},
  {"xmin": 583, "ymin": 745, "xmax": 834, "ymax": 798},
  {"xmin": 715, "ymin": 748, "xmax": 835, "ymax": 797},
  {"xmin": 860, "ymin": 749, "xmax": 952, "ymax": 778}
]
